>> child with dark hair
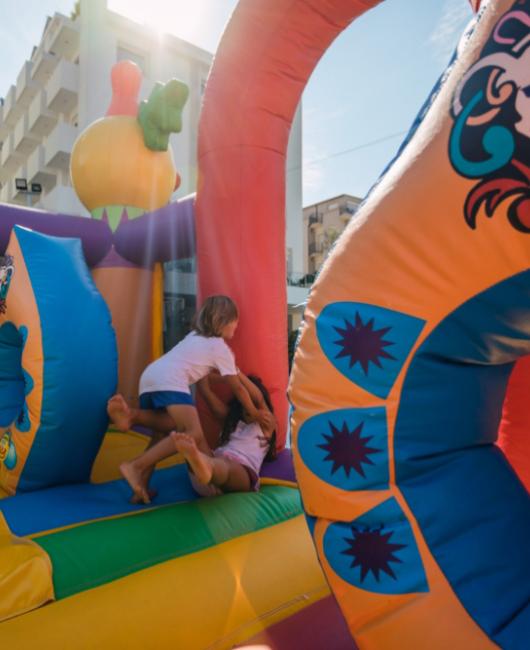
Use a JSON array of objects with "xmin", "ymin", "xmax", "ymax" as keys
[
  {"xmin": 173, "ymin": 372, "xmax": 277, "ymax": 495},
  {"xmin": 107, "ymin": 295, "xmax": 269, "ymax": 503}
]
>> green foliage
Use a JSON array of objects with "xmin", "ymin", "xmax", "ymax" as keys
[{"xmin": 138, "ymin": 79, "xmax": 189, "ymax": 151}]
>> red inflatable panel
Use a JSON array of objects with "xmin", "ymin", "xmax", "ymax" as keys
[{"xmin": 195, "ymin": 0, "xmax": 381, "ymax": 447}]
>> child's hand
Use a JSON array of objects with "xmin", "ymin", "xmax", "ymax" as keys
[
  {"xmin": 259, "ymin": 410, "xmax": 275, "ymax": 429},
  {"xmin": 256, "ymin": 409, "xmax": 276, "ymax": 438}
]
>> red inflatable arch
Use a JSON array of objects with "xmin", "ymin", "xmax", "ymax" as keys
[{"xmin": 196, "ymin": 0, "xmax": 386, "ymax": 446}]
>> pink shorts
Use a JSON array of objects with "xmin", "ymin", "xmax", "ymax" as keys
[{"xmin": 188, "ymin": 448, "xmax": 259, "ymax": 498}]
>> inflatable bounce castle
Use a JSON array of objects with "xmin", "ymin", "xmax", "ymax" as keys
[{"xmin": 1, "ymin": 0, "xmax": 529, "ymax": 648}]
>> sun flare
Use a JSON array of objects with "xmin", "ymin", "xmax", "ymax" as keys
[{"xmin": 108, "ymin": 0, "xmax": 205, "ymax": 44}]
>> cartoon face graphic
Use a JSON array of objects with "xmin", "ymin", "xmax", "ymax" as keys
[
  {"xmin": 0, "ymin": 432, "xmax": 9, "ymax": 462},
  {"xmin": 449, "ymin": 4, "xmax": 530, "ymax": 232},
  {"xmin": 0, "ymin": 255, "xmax": 14, "ymax": 314},
  {"xmin": 0, "ymin": 430, "xmax": 17, "ymax": 470}
]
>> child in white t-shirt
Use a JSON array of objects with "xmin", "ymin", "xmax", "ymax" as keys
[{"xmin": 107, "ymin": 295, "xmax": 268, "ymax": 504}]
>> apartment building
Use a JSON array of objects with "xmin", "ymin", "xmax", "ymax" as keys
[
  {"xmin": 301, "ymin": 193, "xmax": 362, "ymax": 277},
  {"xmin": 0, "ymin": 0, "xmax": 305, "ymax": 344},
  {"xmin": 0, "ymin": 0, "xmax": 213, "ymax": 215}
]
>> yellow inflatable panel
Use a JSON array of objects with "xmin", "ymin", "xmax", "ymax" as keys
[
  {"xmin": 0, "ymin": 514, "xmax": 328, "ymax": 649},
  {"xmin": 90, "ymin": 430, "xmax": 180, "ymax": 483},
  {"xmin": 0, "ymin": 513, "xmax": 54, "ymax": 622}
]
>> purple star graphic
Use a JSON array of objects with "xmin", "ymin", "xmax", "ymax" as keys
[
  {"xmin": 318, "ymin": 420, "xmax": 381, "ymax": 478},
  {"xmin": 342, "ymin": 526, "xmax": 406, "ymax": 582},
  {"xmin": 333, "ymin": 313, "xmax": 395, "ymax": 375}
]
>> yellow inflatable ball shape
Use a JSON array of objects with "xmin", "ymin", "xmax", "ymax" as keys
[{"xmin": 71, "ymin": 116, "xmax": 177, "ymax": 213}]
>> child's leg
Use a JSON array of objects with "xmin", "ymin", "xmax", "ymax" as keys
[
  {"xmin": 166, "ymin": 405, "xmax": 211, "ymax": 454},
  {"xmin": 173, "ymin": 433, "xmax": 251, "ymax": 493},
  {"xmin": 108, "ymin": 395, "xmax": 175, "ymax": 433},
  {"xmin": 119, "ymin": 405, "xmax": 211, "ymax": 503},
  {"xmin": 120, "ymin": 434, "xmax": 182, "ymax": 503},
  {"xmin": 129, "ymin": 430, "xmax": 166, "ymax": 504}
]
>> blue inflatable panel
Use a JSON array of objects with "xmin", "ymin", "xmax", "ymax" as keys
[
  {"xmin": 0, "ymin": 463, "xmax": 198, "ymax": 537},
  {"xmin": 395, "ymin": 270, "xmax": 530, "ymax": 648},
  {"xmin": 3, "ymin": 227, "xmax": 117, "ymax": 492}
]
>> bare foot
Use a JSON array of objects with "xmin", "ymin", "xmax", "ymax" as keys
[
  {"xmin": 130, "ymin": 488, "xmax": 158, "ymax": 505},
  {"xmin": 120, "ymin": 460, "xmax": 150, "ymax": 504},
  {"xmin": 107, "ymin": 394, "xmax": 132, "ymax": 432},
  {"xmin": 172, "ymin": 433, "xmax": 213, "ymax": 485}
]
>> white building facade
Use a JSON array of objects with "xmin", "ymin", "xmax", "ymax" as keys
[
  {"xmin": 0, "ymin": 0, "xmax": 306, "ymax": 337},
  {"xmin": 0, "ymin": 0, "xmax": 213, "ymax": 215}
]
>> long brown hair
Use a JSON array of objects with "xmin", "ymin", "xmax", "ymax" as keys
[
  {"xmin": 193, "ymin": 295, "xmax": 238, "ymax": 337},
  {"xmin": 220, "ymin": 375, "xmax": 277, "ymax": 462}
]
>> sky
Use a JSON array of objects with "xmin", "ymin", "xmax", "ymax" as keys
[{"xmin": 0, "ymin": 0, "xmax": 473, "ymax": 206}]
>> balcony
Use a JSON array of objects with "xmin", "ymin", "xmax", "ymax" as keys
[
  {"xmin": 27, "ymin": 145, "xmax": 57, "ymax": 191},
  {"xmin": 28, "ymin": 90, "xmax": 58, "ymax": 138},
  {"xmin": 287, "ymin": 271, "xmax": 315, "ymax": 288},
  {"xmin": 339, "ymin": 201, "xmax": 360, "ymax": 222},
  {"xmin": 46, "ymin": 60, "xmax": 79, "ymax": 115},
  {"xmin": 31, "ymin": 49, "xmax": 59, "ymax": 84},
  {"xmin": 44, "ymin": 121, "xmax": 78, "ymax": 170},
  {"xmin": 308, "ymin": 212, "xmax": 323, "ymax": 230},
  {"xmin": 309, "ymin": 242, "xmax": 324, "ymax": 256},
  {"xmin": 14, "ymin": 114, "xmax": 40, "ymax": 157},
  {"xmin": 3, "ymin": 86, "xmax": 23, "ymax": 128},
  {"xmin": 0, "ymin": 103, "xmax": 7, "ymax": 142},
  {"xmin": 16, "ymin": 61, "xmax": 40, "ymax": 109},
  {"xmin": 0, "ymin": 132, "xmax": 24, "ymax": 179},
  {"xmin": 44, "ymin": 15, "xmax": 80, "ymax": 60}
]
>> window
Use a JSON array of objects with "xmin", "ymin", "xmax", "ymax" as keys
[
  {"xmin": 339, "ymin": 201, "xmax": 359, "ymax": 216},
  {"xmin": 117, "ymin": 46, "xmax": 148, "ymax": 76}
]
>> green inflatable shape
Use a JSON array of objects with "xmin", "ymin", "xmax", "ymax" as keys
[
  {"xmin": 35, "ymin": 486, "xmax": 302, "ymax": 599},
  {"xmin": 138, "ymin": 78, "xmax": 189, "ymax": 151}
]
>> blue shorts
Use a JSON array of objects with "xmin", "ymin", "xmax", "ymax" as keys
[{"xmin": 139, "ymin": 390, "xmax": 194, "ymax": 410}]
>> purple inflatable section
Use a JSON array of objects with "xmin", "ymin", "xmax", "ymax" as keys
[
  {"xmin": 0, "ymin": 203, "xmax": 112, "ymax": 267},
  {"xmin": 0, "ymin": 196, "xmax": 195, "ymax": 267},
  {"xmin": 114, "ymin": 195, "xmax": 195, "ymax": 266},
  {"xmin": 260, "ymin": 448, "xmax": 296, "ymax": 483}
]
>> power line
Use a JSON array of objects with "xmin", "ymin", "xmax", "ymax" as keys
[{"xmin": 300, "ymin": 129, "xmax": 408, "ymax": 169}]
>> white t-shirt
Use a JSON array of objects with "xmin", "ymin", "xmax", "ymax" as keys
[{"xmin": 139, "ymin": 331, "xmax": 237, "ymax": 394}]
